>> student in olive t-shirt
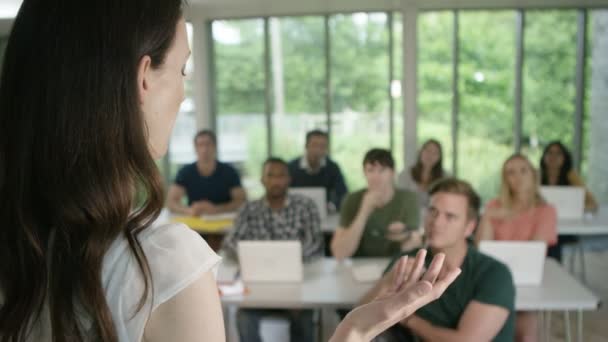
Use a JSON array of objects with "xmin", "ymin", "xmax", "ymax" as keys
[
  {"xmin": 331, "ymin": 149, "xmax": 419, "ymax": 259},
  {"xmin": 358, "ymin": 178, "xmax": 515, "ymax": 341}
]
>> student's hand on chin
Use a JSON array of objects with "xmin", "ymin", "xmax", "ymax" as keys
[
  {"xmin": 362, "ymin": 190, "xmax": 382, "ymax": 210},
  {"xmin": 332, "ymin": 249, "xmax": 461, "ymax": 342},
  {"xmin": 385, "ymin": 222, "xmax": 409, "ymax": 242}
]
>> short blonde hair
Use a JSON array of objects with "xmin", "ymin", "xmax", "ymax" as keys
[{"xmin": 499, "ymin": 154, "xmax": 545, "ymax": 209}]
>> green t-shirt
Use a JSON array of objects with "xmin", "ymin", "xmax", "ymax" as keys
[
  {"xmin": 339, "ymin": 188, "xmax": 419, "ymax": 257},
  {"xmin": 385, "ymin": 245, "xmax": 516, "ymax": 342}
]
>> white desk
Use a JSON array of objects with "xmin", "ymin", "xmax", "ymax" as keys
[
  {"xmin": 220, "ymin": 258, "xmax": 599, "ymax": 342},
  {"xmin": 220, "ymin": 258, "xmax": 598, "ymax": 311},
  {"xmin": 558, "ymin": 209, "xmax": 608, "ymax": 236}
]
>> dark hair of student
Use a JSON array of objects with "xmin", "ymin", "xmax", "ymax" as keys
[
  {"xmin": 539, "ymin": 141, "xmax": 573, "ymax": 186},
  {"xmin": 411, "ymin": 139, "xmax": 445, "ymax": 185},
  {"xmin": 305, "ymin": 129, "xmax": 329, "ymax": 146},
  {"xmin": 362, "ymin": 148, "xmax": 395, "ymax": 170},
  {"xmin": 0, "ymin": 0, "xmax": 183, "ymax": 341},
  {"xmin": 428, "ymin": 178, "xmax": 481, "ymax": 221},
  {"xmin": 194, "ymin": 129, "xmax": 217, "ymax": 146},
  {"xmin": 263, "ymin": 157, "xmax": 289, "ymax": 171}
]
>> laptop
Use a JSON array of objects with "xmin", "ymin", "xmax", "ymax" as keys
[
  {"xmin": 288, "ymin": 187, "xmax": 327, "ymax": 221},
  {"xmin": 540, "ymin": 186, "xmax": 585, "ymax": 220},
  {"xmin": 237, "ymin": 240, "xmax": 303, "ymax": 283},
  {"xmin": 478, "ymin": 241, "xmax": 546, "ymax": 286}
]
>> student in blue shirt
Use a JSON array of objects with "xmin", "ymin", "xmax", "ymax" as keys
[{"xmin": 167, "ymin": 130, "xmax": 246, "ymax": 216}]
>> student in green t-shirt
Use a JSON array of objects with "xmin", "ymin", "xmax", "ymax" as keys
[
  {"xmin": 331, "ymin": 148, "xmax": 420, "ymax": 259},
  {"xmin": 358, "ymin": 178, "xmax": 516, "ymax": 341}
]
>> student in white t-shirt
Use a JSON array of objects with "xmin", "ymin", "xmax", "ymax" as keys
[{"xmin": 0, "ymin": 1, "xmax": 459, "ymax": 341}]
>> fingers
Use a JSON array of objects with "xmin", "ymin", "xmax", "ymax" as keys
[
  {"xmin": 391, "ymin": 256, "xmax": 408, "ymax": 292},
  {"xmin": 404, "ymin": 249, "xmax": 427, "ymax": 288},
  {"xmin": 430, "ymin": 267, "xmax": 462, "ymax": 299},
  {"xmin": 421, "ymin": 253, "xmax": 445, "ymax": 284}
]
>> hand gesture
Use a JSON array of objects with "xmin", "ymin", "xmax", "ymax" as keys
[{"xmin": 330, "ymin": 249, "xmax": 461, "ymax": 342}]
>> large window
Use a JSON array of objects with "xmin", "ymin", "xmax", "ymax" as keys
[
  {"xmin": 522, "ymin": 10, "xmax": 577, "ymax": 165},
  {"xmin": 210, "ymin": 14, "xmax": 398, "ymax": 196},
  {"xmin": 204, "ymin": 9, "xmax": 599, "ymax": 203},
  {"xmin": 457, "ymin": 11, "xmax": 516, "ymax": 201},
  {"xmin": 330, "ymin": 13, "xmax": 391, "ymax": 190},
  {"xmin": 417, "ymin": 11, "xmax": 454, "ymax": 174},
  {"xmin": 270, "ymin": 17, "xmax": 327, "ymax": 161},
  {"xmin": 212, "ymin": 19, "xmax": 267, "ymax": 198}
]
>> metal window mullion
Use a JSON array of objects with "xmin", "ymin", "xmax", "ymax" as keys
[
  {"xmin": 514, "ymin": 10, "xmax": 525, "ymax": 154},
  {"xmin": 573, "ymin": 9, "xmax": 588, "ymax": 171},
  {"xmin": 207, "ymin": 20, "xmax": 218, "ymax": 133},
  {"xmin": 451, "ymin": 10, "xmax": 460, "ymax": 176},
  {"xmin": 388, "ymin": 12, "xmax": 395, "ymax": 152},
  {"xmin": 264, "ymin": 17, "xmax": 273, "ymax": 157},
  {"xmin": 325, "ymin": 15, "xmax": 332, "ymax": 152}
]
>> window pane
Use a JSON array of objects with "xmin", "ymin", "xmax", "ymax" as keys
[
  {"xmin": 212, "ymin": 19, "xmax": 267, "ymax": 198},
  {"xmin": 522, "ymin": 10, "xmax": 577, "ymax": 166},
  {"xmin": 417, "ymin": 11, "xmax": 454, "ymax": 174},
  {"xmin": 458, "ymin": 11, "xmax": 516, "ymax": 202},
  {"xmin": 270, "ymin": 17, "xmax": 326, "ymax": 160},
  {"xmin": 330, "ymin": 13, "xmax": 390, "ymax": 190},
  {"xmin": 392, "ymin": 12, "xmax": 404, "ymax": 174},
  {"xmin": 586, "ymin": 9, "xmax": 608, "ymax": 203}
]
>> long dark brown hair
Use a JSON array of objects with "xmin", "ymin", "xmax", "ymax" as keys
[
  {"xmin": 539, "ymin": 141, "xmax": 573, "ymax": 186},
  {"xmin": 411, "ymin": 139, "xmax": 445, "ymax": 186},
  {"xmin": 0, "ymin": 0, "xmax": 183, "ymax": 341}
]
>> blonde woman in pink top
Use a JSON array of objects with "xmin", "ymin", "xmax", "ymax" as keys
[{"xmin": 476, "ymin": 154, "xmax": 557, "ymax": 342}]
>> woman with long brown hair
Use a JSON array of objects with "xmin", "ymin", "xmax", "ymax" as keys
[
  {"xmin": 397, "ymin": 139, "xmax": 449, "ymax": 214},
  {"xmin": 0, "ymin": 1, "xmax": 459, "ymax": 341}
]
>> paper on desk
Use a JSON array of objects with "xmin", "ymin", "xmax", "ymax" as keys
[
  {"xmin": 218, "ymin": 280, "xmax": 246, "ymax": 297},
  {"xmin": 352, "ymin": 264, "xmax": 385, "ymax": 282},
  {"xmin": 201, "ymin": 212, "xmax": 237, "ymax": 221}
]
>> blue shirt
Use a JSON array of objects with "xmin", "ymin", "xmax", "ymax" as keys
[{"xmin": 174, "ymin": 161, "xmax": 242, "ymax": 206}]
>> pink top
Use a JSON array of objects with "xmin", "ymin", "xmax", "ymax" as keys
[{"xmin": 485, "ymin": 199, "xmax": 558, "ymax": 246}]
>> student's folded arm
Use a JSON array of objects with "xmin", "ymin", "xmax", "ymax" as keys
[
  {"xmin": 166, "ymin": 184, "xmax": 192, "ymax": 215},
  {"xmin": 215, "ymin": 186, "xmax": 247, "ymax": 213},
  {"xmin": 532, "ymin": 205, "xmax": 558, "ymax": 246},
  {"xmin": 405, "ymin": 301, "xmax": 509, "ymax": 341},
  {"xmin": 143, "ymin": 271, "xmax": 225, "ymax": 342}
]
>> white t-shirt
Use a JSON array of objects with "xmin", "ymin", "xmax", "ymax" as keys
[{"xmin": 10, "ymin": 223, "xmax": 221, "ymax": 342}]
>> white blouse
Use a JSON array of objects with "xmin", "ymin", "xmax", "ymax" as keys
[{"xmin": 8, "ymin": 223, "xmax": 221, "ymax": 342}]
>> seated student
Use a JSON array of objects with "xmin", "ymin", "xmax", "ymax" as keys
[
  {"xmin": 477, "ymin": 153, "xmax": 557, "ymax": 342},
  {"xmin": 222, "ymin": 157, "xmax": 323, "ymax": 342},
  {"xmin": 397, "ymin": 138, "xmax": 450, "ymax": 216},
  {"xmin": 360, "ymin": 178, "xmax": 515, "ymax": 341},
  {"xmin": 331, "ymin": 148, "xmax": 419, "ymax": 259},
  {"xmin": 288, "ymin": 129, "xmax": 348, "ymax": 212},
  {"xmin": 540, "ymin": 141, "xmax": 598, "ymax": 262},
  {"xmin": 167, "ymin": 130, "xmax": 246, "ymax": 216}
]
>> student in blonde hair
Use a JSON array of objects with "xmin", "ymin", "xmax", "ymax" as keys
[{"xmin": 476, "ymin": 154, "xmax": 557, "ymax": 342}]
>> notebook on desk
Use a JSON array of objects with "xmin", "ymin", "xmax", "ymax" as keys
[
  {"xmin": 237, "ymin": 240, "xmax": 303, "ymax": 283},
  {"xmin": 478, "ymin": 241, "xmax": 546, "ymax": 286},
  {"xmin": 540, "ymin": 186, "xmax": 585, "ymax": 220},
  {"xmin": 289, "ymin": 187, "xmax": 327, "ymax": 221}
]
